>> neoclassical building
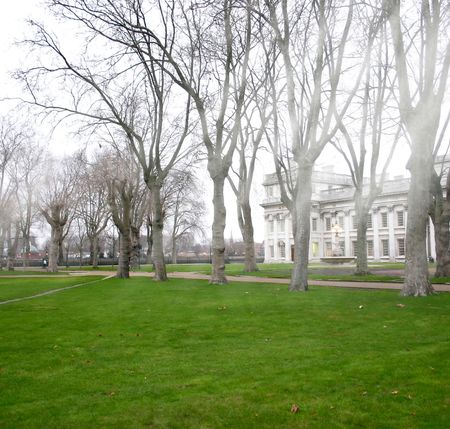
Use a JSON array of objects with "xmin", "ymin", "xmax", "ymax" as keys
[{"xmin": 261, "ymin": 168, "xmax": 437, "ymax": 263}]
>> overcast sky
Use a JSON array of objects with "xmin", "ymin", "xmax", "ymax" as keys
[{"xmin": 0, "ymin": 1, "xmax": 415, "ymax": 244}]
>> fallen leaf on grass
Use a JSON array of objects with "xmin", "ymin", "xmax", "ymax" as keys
[
  {"xmin": 391, "ymin": 390, "xmax": 399, "ymax": 395},
  {"xmin": 396, "ymin": 303, "xmax": 405, "ymax": 308},
  {"xmin": 358, "ymin": 305, "xmax": 364, "ymax": 309},
  {"xmin": 291, "ymin": 404, "xmax": 300, "ymax": 413}
]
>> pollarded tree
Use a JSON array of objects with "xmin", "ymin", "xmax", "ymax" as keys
[
  {"xmin": 261, "ymin": 0, "xmax": 381, "ymax": 290},
  {"xmin": 39, "ymin": 155, "xmax": 79, "ymax": 272},
  {"xmin": 100, "ymin": 150, "xmax": 148, "ymax": 279},
  {"xmin": 384, "ymin": 0, "xmax": 450, "ymax": 296}
]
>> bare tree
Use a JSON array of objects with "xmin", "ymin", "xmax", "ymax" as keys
[
  {"xmin": 0, "ymin": 117, "xmax": 28, "ymax": 270},
  {"xmin": 14, "ymin": 141, "xmax": 44, "ymax": 267},
  {"xmin": 385, "ymin": 0, "xmax": 450, "ymax": 295},
  {"xmin": 100, "ymin": 150, "xmax": 148, "ymax": 278},
  {"xmin": 332, "ymin": 24, "xmax": 400, "ymax": 275},
  {"xmin": 262, "ymin": 0, "xmax": 380, "ymax": 290},
  {"xmin": 18, "ymin": 3, "xmax": 194, "ymax": 281},
  {"xmin": 76, "ymin": 156, "xmax": 109, "ymax": 269},
  {"xmin": 39, "ymin": 155, "xmax": 79, "ymax": 272},
  {"xmin": 164, "ymin": 170, "xmax": 206, "ymax": 264}
]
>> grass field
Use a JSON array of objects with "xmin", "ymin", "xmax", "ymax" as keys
[{"xmin": 1, "ymin": 275, "xmax": 449, "ymax": 428}]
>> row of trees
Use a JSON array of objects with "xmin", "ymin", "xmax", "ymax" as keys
[
  {"xmin": 11, "ymin": 0, "xmax": 450, "ymax": 296},
  {"xmin": 0, "ymin": 131, "xmax": 205, "ymax": 276}
]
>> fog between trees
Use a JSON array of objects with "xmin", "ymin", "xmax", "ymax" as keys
[{"xmin": 0, "ymin": 0, "xmax": 448, "ymax": 296}]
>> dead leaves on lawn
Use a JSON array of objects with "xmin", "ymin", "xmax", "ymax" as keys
[{"xmin": 290, "ymin": 403, "xmax": 300, "ymax": 413}]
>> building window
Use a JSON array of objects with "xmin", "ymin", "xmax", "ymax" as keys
[
  {"xmin": 269, "ymin": 220, "xmax": 274, "ymax": 233},
  {"xmin": 367, "ymin": 240, "xmax": 373, "ymax": 257},
  {"xmin": 279, "ymin": 241, "xmax": 286, "ymax": 258},
  {"xmin": 326, "ymin": 217, "xmax": 331, "ymax": 231},
  {"xmin": 381, "ymin": 239, "xmax": 389, "ymax": 257},
  {"xmin": 267, "ymin": 186, "xmax": 273, "ymax": 197},
  {"xmin": 397, "ymin": 211, "xmax": 404, "ymax": 227},
  {"xmin": 278, "ymin": 218, "xmax": 285, "ymax": 233},
  {"xmin": 352, "ymin": 215, "xmax": 357, "ymax": 229},
  {"xmin": 352, "ymin": 241, "xmax": 357, "ymax": 256},
  {"xmin": 269, "ymin": 245, "xmax": 274, "ymax": 258},
  {"xmin": 367, "ymin": 214, "xmax": 372, "ymax": 229},
  {"xmin": 325, "ymin": 242, "xmax": 332, "ymax": 256},
  {"xmin": 339, "ymin": 241, "xmax": 345, "ymax": 255},
  {"xmin": 381, "ymin": 212, "xmax": 388, "ymax": 228},
  {"xmin": 397, "ymin": 238, "xmax": 405, "ymax": 256},
  {"xmin": 312, "ymin": 218, "xmax": 317, "ymax": 232},
  {"xmin": 338, "ymin": 216, "xmax": 344, "ymax": 230}
]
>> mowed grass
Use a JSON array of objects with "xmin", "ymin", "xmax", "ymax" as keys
[
  {"xmin": 0, "ymin": 276, "xmax": 104, "ymax": 301},
  {"xmin": 0, "ymin": 276, "xmax": 449, "ymax": 428}
]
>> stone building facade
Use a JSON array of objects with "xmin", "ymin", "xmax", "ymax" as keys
[{"xmin": 261, "ymin": 169, "xmax": 437, "ymax": 263}]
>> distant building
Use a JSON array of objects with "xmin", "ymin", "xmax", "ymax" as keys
[{"xmin": 261, "ymin": 166, "xmax": 439, "ymax": 263}]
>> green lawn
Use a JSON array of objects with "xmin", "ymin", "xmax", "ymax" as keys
[
  {"xmin": 0, "ymin": 276, "xmax": 449, "ymax": 428},
  {"xmin": 0, "ymin": 276, "xmax": 104, "ymax": 301}
]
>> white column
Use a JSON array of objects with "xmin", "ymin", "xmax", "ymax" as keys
[
  {"xmin": 344, "ymin": 210, "xmax": 351, "ymax": 257},
  {"xmin": 284, "ymin": 214, "xmax": 290, "ymax": 262},
  {"xmin": 372, "ymin": 208, "xmax": 380, "ymax": 260},
  {"xmin": 388, "ymin": 206, "xmax": 396, "ymax": 261},
  {"xmin": 264, "ymin": 216, "xmax": 270, "ymax": 263},
  {"xmin": 273, "ymin": 214, "xmax": 279, "ymax": 261}
]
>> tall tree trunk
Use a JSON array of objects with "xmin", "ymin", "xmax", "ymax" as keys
[
  {"xmin": 210, "ymin": 174, "xmax": 227, "ymax": 284},
  {"xmin": 433, "ymin": 213, "xmax": 450, "ymax": 277},
  {"xmin": 117, "ymin": 231, "xmax": 131, "ymax": 278},
  {"xmin": 150, "ymin": 184, "xmax": 167, "ymax": 281},
  {"xmin": 146, "ymin": 219, "xmax": 153, "ymax": 265},
  {"xmin": 58, "ymin": 238, "xmax": 64, "ymax": 266},
  {"xmin": 430, "ymin": 168, "xmax": 450, "ymax": 277},
  {"xmin": 6, "ymin": 223, "xmax": 20, "ymax": 271},
  {"xmin": 48, "ymin": 225, "xmax": 62, "ymax": 272},
  {"xmin": 239, "ymin": 201, "xmax": 258, "ymax": 272},
  {"xmin": 0, "ymin": 229, "xmax": 5, "ymax": 270},
  {"xmin": 171, "ymin": 234, "xmax": 177, "ymax": 264},
  {"xmin": 130, "ymin": 226, "xmax": 140, "ymax": 270},
  {"xmin": 290, "ymin": 165, "xmax": 312, "ymax": 291},
  {"xmin": 90, "ymin": 235, "xmax": 99, "ymax": 268},
  {"xmin": 403, "ymin": 153, "xmax": 434, "ymax": 296},
  {"xmin": 23, "ymin": 192, "xmax": 33, "ymax": 268},
  {"xmin": 354, "ymin": 193, "xmax": 370, "ymax": 275}
]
